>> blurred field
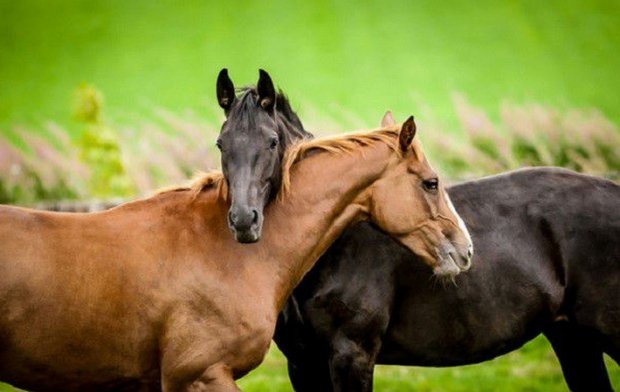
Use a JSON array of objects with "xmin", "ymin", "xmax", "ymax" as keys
[{"xmin": 1, "ymin": 0, "xmax": 620, "ymax": 133}]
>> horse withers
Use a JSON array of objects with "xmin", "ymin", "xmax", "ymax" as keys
[{"xmin": 0, "ymin": 119, "xmax": 471, "ymax": 391}]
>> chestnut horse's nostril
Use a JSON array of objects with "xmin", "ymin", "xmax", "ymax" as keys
[
  {"xmin": 447, "ymin": 248, "xmax": 471, "ymax": 272},
  {"xmin": 251, "ymin": 209, "xmax": 259, "ymax": 225},
  {"xmin": 462, "ymin": 255, "xmax": 472, "ymax": 270},
  {"xmin": 467, "ymin": 247, "xmax": 473, "ymax": 259}
]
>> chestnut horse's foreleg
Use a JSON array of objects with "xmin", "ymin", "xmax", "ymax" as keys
[
  {"xmin": 163, "ymin": 364, "xmax": 240, "ymax": 392},
  {"xmin": 544, "ymin": 321, "xmax": 613, "ymax": 392}
]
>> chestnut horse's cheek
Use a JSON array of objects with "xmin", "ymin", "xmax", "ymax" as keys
[
  {"xmin": 371, "ymin": 184, "xmax": 418, "ymax": 234},
  {"xmin": 396, "ymin": 233, "xmax": 437, "ymax": 269}
]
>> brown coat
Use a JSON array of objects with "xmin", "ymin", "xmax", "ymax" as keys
[{"xmin": 0, "ymin": 125, "xmax": 471, "ymax": 391}]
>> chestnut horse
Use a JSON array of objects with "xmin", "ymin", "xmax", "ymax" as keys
[{"xmin": 0, "ymin": 119, "xmax": 472, "ymax": 391}]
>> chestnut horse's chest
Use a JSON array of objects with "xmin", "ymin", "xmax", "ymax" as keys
[{"xmin": 158, "ymin": 271, "xmax": 278, "ymax": 380}]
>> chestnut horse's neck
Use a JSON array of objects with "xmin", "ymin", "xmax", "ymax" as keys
[
  {"xmin": 254, "ymin": 132, "xmax": 399, "ymax": 310},
  {"xmin": 184, "ymin": 130, "xmax": 400, "ymax": 314}
]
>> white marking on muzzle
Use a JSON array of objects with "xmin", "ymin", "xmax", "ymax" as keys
[{"xmin": 444, "ymin": 192, "xmax": 473, "ymax": 253}]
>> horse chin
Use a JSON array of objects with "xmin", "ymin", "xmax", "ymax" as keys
[{"xmin": 432, "ymin": 254, "xmax": 462, "ymax": 280}]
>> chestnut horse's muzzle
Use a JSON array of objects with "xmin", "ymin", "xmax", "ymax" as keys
[{"xmin": 434, "ymin": 239, "xmax": 472, "ymax": 278}]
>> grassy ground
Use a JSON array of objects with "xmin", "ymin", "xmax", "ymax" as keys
[
  {"xmin": 1, "ymin": 0, "xmax": 619, "ymax": 134},
  {"xmin": 240, "ymin": 337, "xmax": 620, "ymax": 391},
  {"xmin": 0, "ymin": 337, "xmax": 617, "ymax": 391}
]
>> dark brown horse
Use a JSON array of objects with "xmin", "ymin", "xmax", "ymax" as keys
[
  {"xmin": 274, "ymin": 116, "xmax": 620, "ymax": 392},
  {"xmin": 0, "ymin": 121, "xmax": 471, "ymax": 391},
  {"xmin": 277, "ymin": 166, "xmax": 620, "ymax": 392},
  {"xmin": 213, "ymin": 72, "xmax": 619, "ymax": 391}
]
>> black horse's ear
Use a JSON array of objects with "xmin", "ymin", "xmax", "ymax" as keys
[
  {"xmin": 216, "ymin": 68, "xmax": 235, "ymax": 113},
  {"xmin": 257, "ymin": 69, "xmax": 276, "ymax": 113},
  {"xmin": 399, "ymin": 116, "xmax": 417, "ymax": 152}
]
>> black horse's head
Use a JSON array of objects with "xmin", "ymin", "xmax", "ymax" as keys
[{"xmin": 216, "ymin": 69, "xmax": 311, "ymax": 243}]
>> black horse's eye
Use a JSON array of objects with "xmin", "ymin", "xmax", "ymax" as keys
[
  {"xmin": 216, "ymin": 139, "xmax": 223, "ymax": 151},
  {"xmin": 269, "ymin": 137, "xmax": 279, "ymax": 150},
  {"xmin": 422, "ymin": 178, "xmax": 439, "ymax": 192}
]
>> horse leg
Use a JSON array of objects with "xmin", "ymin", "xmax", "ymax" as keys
[
  {"xmin": 287, "ymin": 357, "xmax": 333, "ymax": 392},
  {"xmin": 328, "ymin": 334, "xmax": 379, "ymax": 392},
  {"xmin": 163, "ymin": 364, "xmax": 240, "ymax": 392},
  {"xmin": 544, "ymin": 322, "xmax": 613, "ymax": 392}
]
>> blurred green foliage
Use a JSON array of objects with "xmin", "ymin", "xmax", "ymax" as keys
[
  {"xmin": 73, "ymin": 84, "xmax": 134, "ymax": 197},
  {"xmin": 432, "ymin": 99, "xmax": 620, "ymax": 177},
  {"xmin": 0, "ymin": 174, "xmax": 77, "ymax": 204},
  {"xmin": 0, "ymin": 0, "xmax": 619, "ymax": 202}
]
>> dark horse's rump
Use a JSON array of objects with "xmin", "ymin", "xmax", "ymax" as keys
[{"xmin": 275, "ymin": 168, "xmax": 620, "ymax": 391}]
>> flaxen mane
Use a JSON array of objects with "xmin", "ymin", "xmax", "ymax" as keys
[
  {"xmin": 158, "ymin": 127, "xmax": 407, "ymax": 201},
  {"xmin": 280, "ymin": 127, "xmax": 402, "ymax": 195},
  {"xmin": 156, "ymin": 171, "xmax": 228, "ymax": 200}
]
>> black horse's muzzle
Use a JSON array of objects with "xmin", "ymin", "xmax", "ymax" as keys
[{"xmin": 228, "ymin": 205, "xmax": 263, "ymax": 243}]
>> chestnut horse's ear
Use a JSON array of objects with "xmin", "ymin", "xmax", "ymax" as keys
[
  {"xmin": 381, "ymin": 110, "xmax": 396, "ymax": 127},
  {"xmin": 399, "ymin": 116, "xmax": 417, "ymax": 152},
  {"xmin": 216, "ymin": 68, "xmax": 236, "ymax": 113},
  {"xmin": 257, "ymin": 69, "xmax": 276, "ymax": 113}
]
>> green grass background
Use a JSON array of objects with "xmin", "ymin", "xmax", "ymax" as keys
[
  {"xmin": 1, "ymin": 0, "xmax": 619, "ymax": 133},
  {"xmin": 1, "ymin": 0, "xmax": 619, "ymax": 390}
]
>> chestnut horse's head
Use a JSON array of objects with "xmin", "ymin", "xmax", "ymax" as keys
[
  {"xmin": 368, "ymin": 112, "xmax": 473, "ymax": 278},
  {"xmin": 216, "ymin": 68, "xmax": 310, "ymax": 243}
]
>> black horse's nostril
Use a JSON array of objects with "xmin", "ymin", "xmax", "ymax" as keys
[
  {"xmin": 228, "ymin": 211, "xmax": 237, "ymax": 225},
  {"xmin": 251, "ymin": 209, "xmax": 259, "ymax": 225}
]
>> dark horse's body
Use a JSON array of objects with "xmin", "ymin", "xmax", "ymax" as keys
[
  {"xmin": 214, "ymin": 70, "xmax": 620, "ymax": 391},
  {"xmin": 275, "ymin": 168, "xmax": 620, "ymax": 391}
]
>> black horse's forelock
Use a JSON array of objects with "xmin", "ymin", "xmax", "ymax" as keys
[
  {"xmin": 228, "ymin": 88, "xmax": 259, "ymax": 127},
  {"xmin": 232, "ymin": 87, "xmax": 308, "ymax": 135}
]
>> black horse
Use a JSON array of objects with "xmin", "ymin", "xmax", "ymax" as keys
[
  {"xmin": 216, "ymin": 68, "xmax": 311, "ymax": 243},
  {"xmin": 215, "ymin": 70, "xmax": 620, "ymax": 391},
  {"xmin": 276, "ymin": 167, "xmax": 620, "ymax": 392}
]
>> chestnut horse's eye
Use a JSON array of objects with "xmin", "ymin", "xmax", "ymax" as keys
[
  {"xmin": 269, "ymin": 137, "xmax": 279, "ymax": 150},
  {"xmin": 422, "ymin": 178, "xmax": 439, "ymax": 192}
]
